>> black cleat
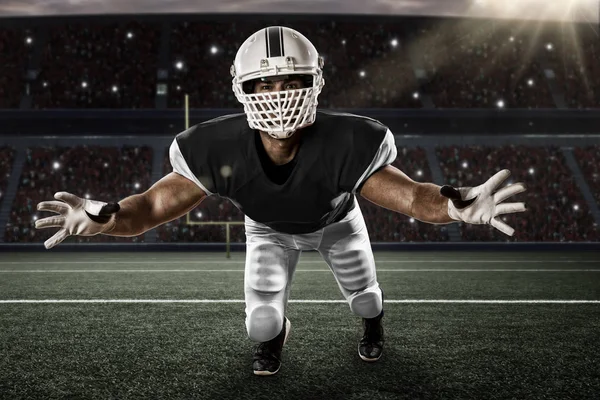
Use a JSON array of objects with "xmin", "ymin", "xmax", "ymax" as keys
[
  {"xmin": 358, "ymin": 310, "xmax": 384, "ymax": 362},
  {"xmin": 253, "ymin": 317, "xmax": 291, "ymax": 376}
]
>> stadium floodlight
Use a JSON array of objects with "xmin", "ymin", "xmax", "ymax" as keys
[
  {"xmin": 546, "ymin": 43, "xmax": 553, "ymax": 51},
  {"xmin": 103, "ymin": 162, "xmax": 109, "ymax": 168},
  {"xmin": 390, "ymin": 39, "xmax": 398, "ymax": 47},
  {"xmin": 26, "ymin": 37, "xmax": 32, "ymax": 44},
  {"xmin": 497, "ymin": 100, "xmax": 505, "ymax": 108},
  {"xmin": 196, "ymin": 212, "xmax": 203, "ymax": 218},
  {"xmin": 529, "ymin": 168, "xmax": 535, "ymax": 174},
  {"xmin": 53, "ymin": 162, "xmax": 60, "ymax": 170},
  {"xmin": 409, "ymin": 218, "xmax": 415, "ymax": 223},
  {"xmin": 413, "ymin": 92, "xmax": 419, "ymax": 99},
  {"xmin": 462, "ymin": 161, "xmax": 468, "ymax": 169},
  {"xmin": 175, "ymin": 61, "xmax": 184, "ymax": 70},
  {"xmin": 573, "ymin": 204, "xmax": 579, "ymax": 211},
  {"xmin": 341, "ymin": 39, "xmax": 346, "ymax": 45},
  {"xmin": 42, "ymin": 82, "xmax": 48, "ymax": 87},
  {"xmin": 134, "ymin": 182, "xmax": 141, "ymax": 189},
  {"xmin": 81, "ymin": 81, "xmax": 88, "ymax": 88},
  {"xmin": 112, "ymin": 85, "xmax": 118, "ymax": 92},
  {"xmin": 509, "ymin": 36, "xmax": 515, "ymax": 42},
  {"xmin": 527, "ymin": 79, "xmax": 534, "ymax": 86},
  {"xmin": 417, "ymin": 170, "xmax": 423, "ymax": 176},
  {"xmin": 176, "ymin": 85, "xmax": 181, "ymax": 91},
  {"xmin": 359, "ymin": 70, "xmax": 366, "ymax": 78},
  {"xmin": 32, "ymin": 215, "xmax": 38, "ymax": 221},
  {"xmin": 85, "ymin": 194, "xmax": 90, "ymax": 199},
  {"xmin": 210, "ymin": 46, "xmax": 218, "ymax": 54},
  {"xmin": 127, "ymin": 32, "xmax": 133, "ymax": 39}
]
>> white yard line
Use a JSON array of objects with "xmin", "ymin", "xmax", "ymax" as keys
[
  {"xmin": 0, "ymin": 269, "xmax": 599, "ymax": 273},
  {"xmin": 0, "ymin": 260, "xmax": 598, "ymax": 265},
  {"xmin": 0, "ymin": 299, "xmax": 598, "ymax": 304}
]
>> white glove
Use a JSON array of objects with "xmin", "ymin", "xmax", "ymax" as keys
[
  {"xmin": 35, "ymin": 192, "xmax": 120, "ymax": 249},
  {"xmin": 441, "ymin": 169, "xmax": 527, "ymax": 236}
]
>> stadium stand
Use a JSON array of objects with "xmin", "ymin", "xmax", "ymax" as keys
[
  {"xmin": 0, "ymin": 146, "xmax": 15, "ymax": 202},
  {"xmin": 5, "ymin": 145, "xmax": 152, "ymax": 243},
  {"xmin": 32, "ymin": 22, "xmax": 160, "ymax": 109},
  {"xmin": 548, "ymin": 30, "xmax": 600, "ymax": 109},
  {"xmin": 1, "ymin": 140, "xmax": 598, "ymax": 244},
  {"xmin": 574, "ymin": 145, "xmax": 600, "ymax": 206},
  {"xmin": 168, "ymin": 20, "xmax": 422, "ymax": 109},
  {"xmin": 0, "ymin": 16, "xmax": 598, "ymax": 245},
  {"xmin": 0, "ymin": 27, "xmax": 33, "ymax": 108},
  {"xmin": 437, "ymin": 145, "xmax": 599, "ymax": 242},
  {"xmin": 417, "ymin": 19, "xmax": 555, "ymax": 108},
  {"xmin": 0, "ymin": 17, "xmax": 595, "ymax": 109}
]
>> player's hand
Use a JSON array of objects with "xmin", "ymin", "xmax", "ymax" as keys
[
  {"xmin": 440, "ymin": 169, "xmax": 527, "ymax": 236},
  {"xmin": 35, "ymin": 192, "xmax": 120, "ymax": 249}
]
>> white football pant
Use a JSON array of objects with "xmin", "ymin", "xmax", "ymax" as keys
[{"xmin": 244, "ymin": 198, "xmax": 383, "ymax": 342}]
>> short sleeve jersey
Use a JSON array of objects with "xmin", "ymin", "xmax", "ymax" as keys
[{"xmin": 170, "ymin": 110, "xmax": 397, "ymax": 234}]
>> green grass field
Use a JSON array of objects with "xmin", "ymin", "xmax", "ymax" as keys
[{"xmin": 1, "ymin": 251, "xmax": 599, "ymax": 399}]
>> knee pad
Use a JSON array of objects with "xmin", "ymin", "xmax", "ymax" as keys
[
  {"xmin": 246, "ymin": 303, "xmax": 284, "ymax": 342},
  {"xmin": 348, "ymin": 286, "xmax": 382, "ymax": 319}
]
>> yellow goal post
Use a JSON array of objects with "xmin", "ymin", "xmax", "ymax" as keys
[{"xmin": 184, "ymin": 217, "xmax": 245, "ymax": 258}]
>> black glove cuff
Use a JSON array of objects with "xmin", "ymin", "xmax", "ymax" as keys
[
  {"xmin": 440, "ymin": 185, "xmax": 477, "ymax": 209},
  {"xmin": 85, "ymin": 202, "xmax": 121, "ymax": 224}
]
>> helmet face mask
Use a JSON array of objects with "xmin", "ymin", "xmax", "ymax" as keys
[{"xmin": 231, "ymin": 26, "xmax": 325, "ymax": 139}]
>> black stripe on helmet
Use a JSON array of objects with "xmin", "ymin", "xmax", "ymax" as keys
[
  {"xmin": 279, "ymin": 27, "xmax": 285, "ymax": 56},
  {"xmin": 268, "ymin": 26, "xmax": 282, "ymax": 57},
  {"xmin": 265, "ymin": 28, "xmax": 270, "ymax": 57}
]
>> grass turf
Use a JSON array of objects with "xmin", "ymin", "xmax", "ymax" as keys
[{"xmin": 0, "ymin": 251, "xmax": 599, "ymax": 399}]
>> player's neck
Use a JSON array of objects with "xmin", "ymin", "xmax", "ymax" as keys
[{"xmin": 258, "ymin": 131, "xmax": 302, "ymax": 166}]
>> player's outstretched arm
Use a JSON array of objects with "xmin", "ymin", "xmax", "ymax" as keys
[
  {"xmin": 359, "ymin": 166, "xmax": 527, "ymax": 236},
  {"xmin": 360, "ymin": 165, "xmax": 452, "ymax": 224},
  {"xmin": 35, "ymin": 172, "xmax": 207, "ymax": 249}
]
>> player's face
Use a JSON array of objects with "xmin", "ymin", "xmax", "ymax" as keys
[{"xmin": 253, "ymin": 77, "xmax": 305, "ymax": 93}]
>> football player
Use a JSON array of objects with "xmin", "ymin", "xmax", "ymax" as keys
[{"xmin": 35, "ymin": 26, "xmax": 527, "ymax": 376}]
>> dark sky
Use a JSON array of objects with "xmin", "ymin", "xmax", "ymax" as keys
[{"xmin": 0, "ymin": 0, "xmax": 596, "ymax": 22}]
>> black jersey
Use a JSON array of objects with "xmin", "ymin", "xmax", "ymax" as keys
[{"xmin": 170, "ymin": 110, "xmax": 397, "ymax": 234}]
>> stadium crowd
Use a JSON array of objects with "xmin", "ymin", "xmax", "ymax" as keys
[
  {"xmin": 0, "ymin": 27, "xmax": 33, "ymax": 108},
  {"xmin": 417, "ymin": 20, "xmax": 555, "ymax": 108},
  {"xmin": 32, "ymin": 22, "xmax": 160, "ymax": 109},
  {"xmin": 437, "ymin": 145, "xmax": 598, "ymax": 242},
  {"xmin": 574, "ymin": 145, "xmax": 600, "ymax": 207},
  {"xmin": 3, "ymin": 143, "xmax": 598, "ymax": 243},
  {"xmin": 1, "ymin": 17, "xmax": 598, "ymax": 109},
  {"xmin": 5, "ymin": 145, "xmax": 152, "ymax": 243},
  {"xmin": 0, "ymin": 146, "xmax": 15, "ymax": 202}
]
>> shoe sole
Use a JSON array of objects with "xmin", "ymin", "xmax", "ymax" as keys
[
  {"xmin": 253, "ymin": 318, "xmax": 291, "ymax": 376},
  {"xmin": 358, "ymin": 350, "xmax": 382, "ymax": 362},
  {"xmin": 254, "ymin": 368, "xmax": 280, "ymax": 376}
]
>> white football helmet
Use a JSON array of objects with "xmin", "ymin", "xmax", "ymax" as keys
[{"xmin": 231, "ymin": 26, "xmax": 325, "ymax": 139}]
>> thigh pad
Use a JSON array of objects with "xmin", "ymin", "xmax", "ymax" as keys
[{"xmin": 246, "ymin": 243, "xmax": 288, "ymax": 293}]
